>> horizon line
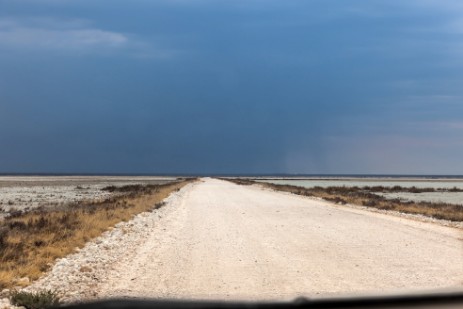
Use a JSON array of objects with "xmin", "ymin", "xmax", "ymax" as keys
[{"xmin": 1, "ymin": 172, "xmax": 463, "ymax": 178}]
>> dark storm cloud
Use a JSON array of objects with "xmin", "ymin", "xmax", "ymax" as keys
[{"xmin": 1, "ymin": 0, "xmax": 463, "ymax": 174}]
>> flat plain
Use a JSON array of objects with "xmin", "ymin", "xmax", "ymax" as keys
[
  {"xmin": 0, "ymin": 176, "xmax": 176, "ymax": 215},
  {"xmin": 21, "ymin": 178, "xmax": 463, "ymax": 302}
]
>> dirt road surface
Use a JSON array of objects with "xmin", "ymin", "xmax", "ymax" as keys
[{"xmin": 98, "ymin": 178, "xmax": 463, "ymax": 300}]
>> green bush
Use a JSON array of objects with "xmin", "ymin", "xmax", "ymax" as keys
[{"xmin": 10, "ymin": 290, "xmax": 60, "ymax": 309}]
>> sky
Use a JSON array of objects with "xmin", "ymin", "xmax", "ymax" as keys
[{"xmin": 1, "ymin": 0, "xmax": 463, "ymax": 175}]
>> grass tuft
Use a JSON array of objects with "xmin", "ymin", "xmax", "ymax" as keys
[{"xmin": 10, "ymin": 290, "xmax": 60, "ymax": 309}]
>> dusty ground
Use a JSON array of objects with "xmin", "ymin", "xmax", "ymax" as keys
[
  {"xmin": 377, "ymin": 191, "xmax": 463, "ymax": 205},
  {"xmin": 0, "ymin": 176, "xmax": 177, "ymax": 188},
  {"xmin": 0, "ymin": 176, "xmax": 176, "ymax": 215},
  {"xmin": 16, "ymin": 178, "xmax": 463, "ymax": 304}
]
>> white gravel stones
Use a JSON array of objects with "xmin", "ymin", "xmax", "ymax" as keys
[
  {"xmin": 0, "ymin": 297, "xmax": 23, "ymax": 309},
  {"xmin": 0, "ymin": 298, "xmax": 11, "ymax": 309}
]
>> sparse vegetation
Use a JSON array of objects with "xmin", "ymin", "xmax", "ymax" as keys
[
  {"xmin": 0, "ymin": 179, "xmax": 194, "ymax": 290},
  {"xmin": 223, "ymin": 178, "xmax": 255, "ymax": 186},
  {"xmin": 8, "ymin": 208, "xmax": 23, "ymax": 218},
  {"xmin": 226, "ymin": 179, "xmax": 463, "ymax": 222},
  {"xmin": 10, "ymin": 290, "xmax": 60, "ymax": 309},
  {"xmin": 359, "ymin": 185, "xmax": 463, "ymax": 193},
  {"xmin": 0, "ymin": 226, "xmax": 7, "ymax": 247},
  {"xmin": 101, "ymin": 184, "xmax": 147, "ymax": 193}
]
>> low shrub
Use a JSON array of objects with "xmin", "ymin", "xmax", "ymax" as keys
[
  {"xmin": 8, "ymin": 208, "xmax": 23, "ymax": 218},
  {"xmin": 0, "ymin": 226, "xmax": 7, "ymax": 248},
  {"xmin": 10, "ymin": 290, "xmax": 60, "ymax": 309},
  {"xmin": 362, "ymin": 199, "xmax": 378, "ymax": 207},
  {"xmin": 221, "ymin": 178, "xmax": 255, "ymax": 186},
  {"xmin": 101, "ymin": 184, "xmax": 146, "ymax": 193},
  {"xmin": 325, "ymin": 197, "xmax": 347, "ymax": 205}
]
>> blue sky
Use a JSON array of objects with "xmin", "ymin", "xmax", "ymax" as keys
[{"xmin": 1, "ymin": 0, "xmax": 463, "ymax": 175}]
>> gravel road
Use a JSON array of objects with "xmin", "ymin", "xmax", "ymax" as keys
[{"xmin": 96, "ymin": 178, "xmax": 463, "ymax": 300}]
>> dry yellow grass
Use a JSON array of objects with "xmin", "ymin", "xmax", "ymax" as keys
[
  {"xmin": 0, "ymin": 180, "xmax": 193, "ymax": 290},
  {"xmin": 227, "ymin": 179, "xmax": 463, "ymax": 222}
]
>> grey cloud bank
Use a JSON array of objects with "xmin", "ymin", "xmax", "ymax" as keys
[{"xmin": 1, "ymin": 0, "xmax": 462, "ymax": 175}]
